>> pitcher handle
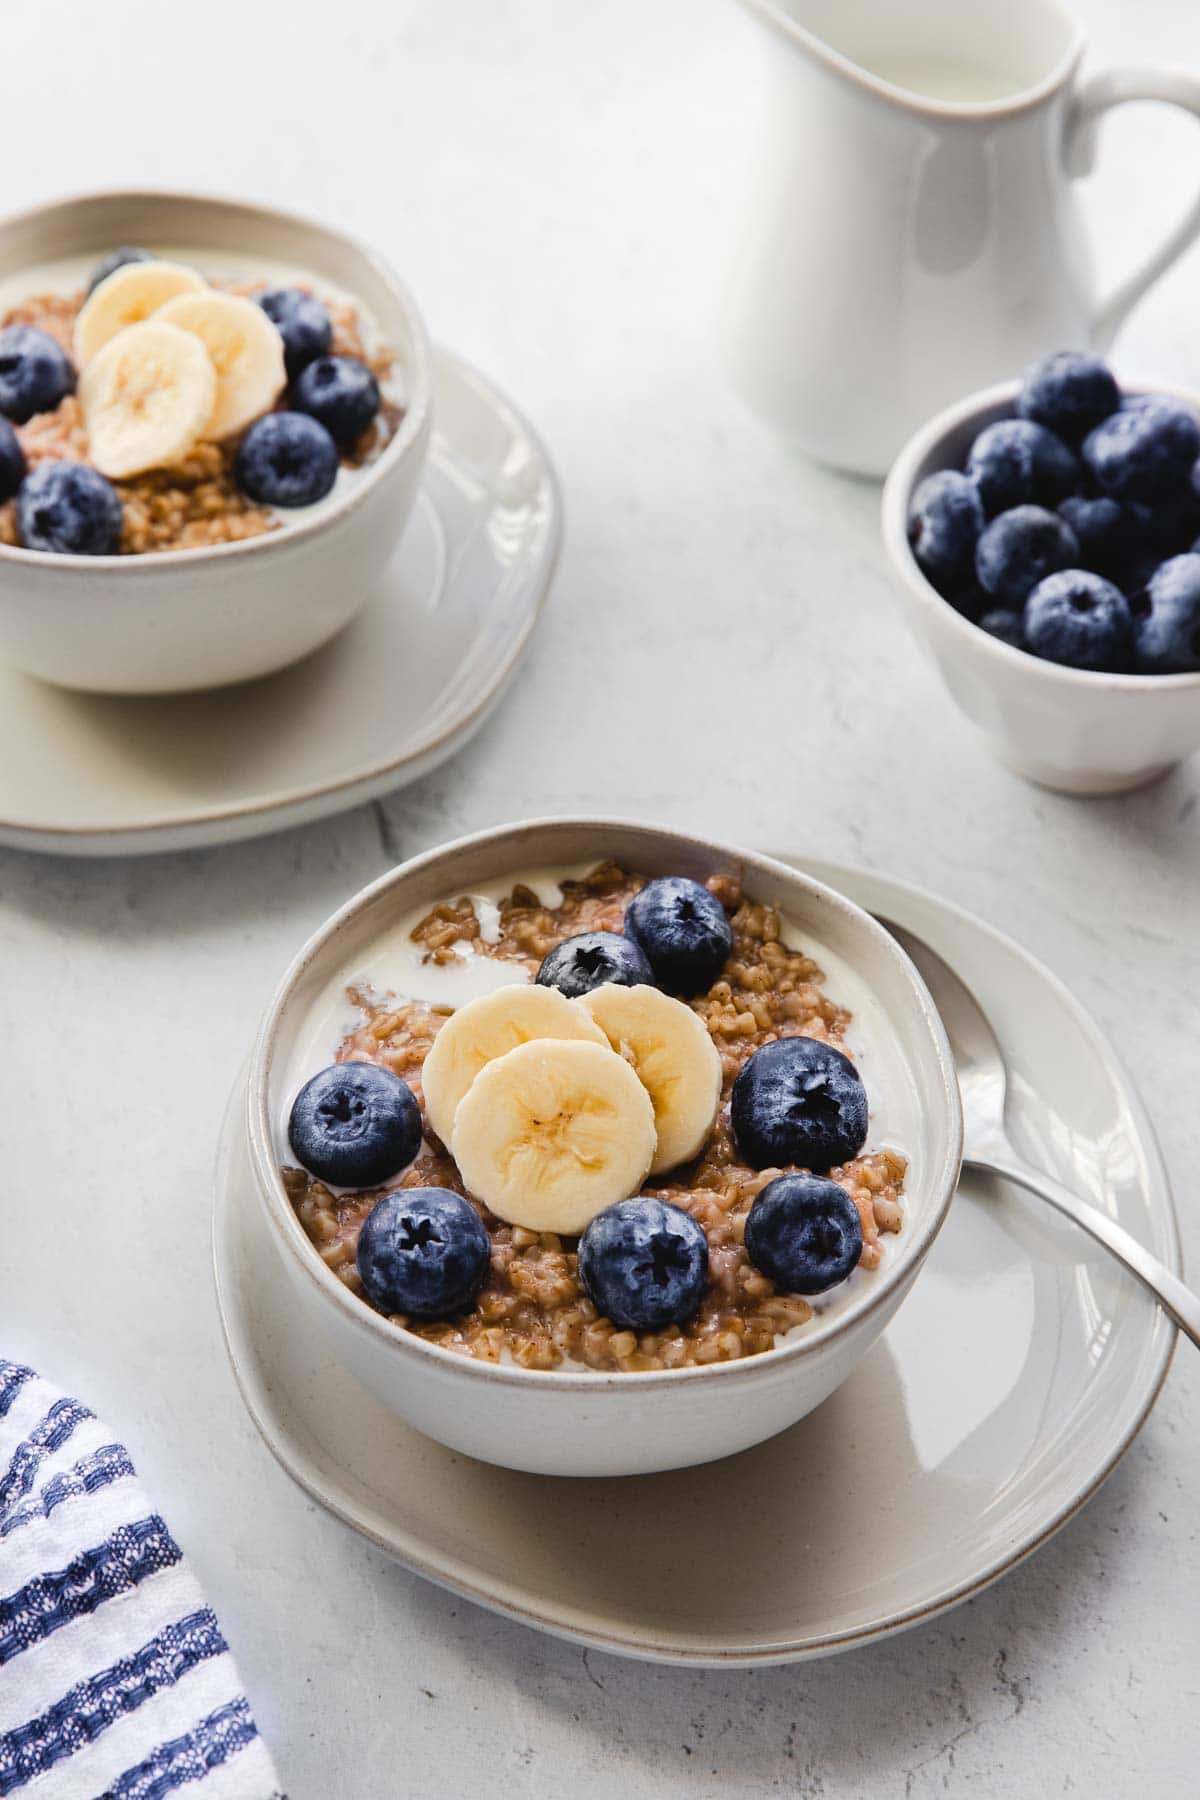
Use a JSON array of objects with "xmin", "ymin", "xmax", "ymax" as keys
[{"xmin": 1066, "ymin": 68, "xmax": 1200, "ymax": 349}]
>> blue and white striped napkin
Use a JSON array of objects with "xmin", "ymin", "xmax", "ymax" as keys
[{"xmin": 0, "ymin": 1361, "xmax": 284, "ymax": 1799}]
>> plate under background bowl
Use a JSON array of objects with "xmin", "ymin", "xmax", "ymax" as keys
[
  {"xmin": 0, "ymin": 348, "xmax": 559, "ymax": 856},
  {"xmin": 212, "ymin": 856, "xmax": 1178, "ymax": 1665}
]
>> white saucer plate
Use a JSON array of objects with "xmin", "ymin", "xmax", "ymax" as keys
[
  {"xmin": 0, "ymin": 349, "xmax": 559, "ymax": 856},
  {"xmin": 212, "ymin": 858, "xmax": 1179, "ymax": 1665}
]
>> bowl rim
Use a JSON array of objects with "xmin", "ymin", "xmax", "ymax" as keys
[
  {"xmin": 882, "ymin": 376, "xmax": 1200, "ymax": 693},
  {"xmin": 0, "ymin": 185, "xmax": 433, "ymax": 573},
  {"xmin": 245, "ymin": 816, "xmax": 964, "ymax": 1392}
]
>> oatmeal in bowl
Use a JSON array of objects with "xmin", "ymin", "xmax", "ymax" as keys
[
  {"xmin": 0, "ymin": 256, "xmax": 403, "ymax": 556},
  {"xmin": 247, "ymin": 820, "xmax": 962, "ymax": 1477},
  {"xmin": 0, "ymin": 190, "xmax": 432, "ymax": 693}
]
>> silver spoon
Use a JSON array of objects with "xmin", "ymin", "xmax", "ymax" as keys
[{"xmin": 878, "ymin": 917, "xmax": 1199, "ymax": 1350}]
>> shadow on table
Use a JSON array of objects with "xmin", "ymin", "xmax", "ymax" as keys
[{"xmin": 1034, "ymin": 760, "xmax": 1199, "ymax": 867}]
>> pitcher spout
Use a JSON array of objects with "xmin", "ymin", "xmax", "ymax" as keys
[{"xmin": 736, "ymin": 0, "xmax": 1082, "ymax": 114}]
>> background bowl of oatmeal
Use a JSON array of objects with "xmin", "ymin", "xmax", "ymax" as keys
[
  {"xmin": 882, "ymin": 378, "xmax": 1200, "ymax": 795},
  {"xmin": 0, "ymin": 189, "xmax": 433, "ymax": 694},
  {"xmin": 245, "ymin": 818, "xmax": 962, "ymax": 1478}
]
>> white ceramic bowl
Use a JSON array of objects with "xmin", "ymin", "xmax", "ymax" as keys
[
  {"xmin": 0, "ymin": 190, "xmax": 433, "ymax": 694},
  {"xmin": 882, "ymin": 379, "xmax": 1200, "ymax": 795},
  {"xmin": 245, "ymin": 818, "xmax": 962, "ymax": 1478}
]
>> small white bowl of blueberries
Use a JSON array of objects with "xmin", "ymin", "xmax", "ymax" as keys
[{"xmin": 882, "ymin": 351, "xmax": 1200, "ymax": 794}]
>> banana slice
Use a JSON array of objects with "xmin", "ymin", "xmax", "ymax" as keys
[
  {"xmin": 79, "ymin": 321, "xmax": 217, "ymax": 478},
  {"xmin": 452, "ymin": 1038, "xmax": 656, "ymax": 1234},
  {"xmin": 580, "ymin": 983, "xmax": 722, "ymax": 1174},
  {"xmin": 421, "ymin": 983, "xmax": 609, "ymax": 1148},
  {"xmin": 73, "ymin": 260, "xmax": 207, "ymax": 366},
  {"xmin": 155, "ymin": 292, "xmax": 286, "ymax": 440}
]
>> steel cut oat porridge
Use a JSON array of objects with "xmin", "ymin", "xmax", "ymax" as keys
[
  {"xmin": 0, "ymin": 244, "xmax": 404, "ymax": 556},
  {"xmin": 280, "ymin": 861, "xmax": 909, "ymax": 1375}
]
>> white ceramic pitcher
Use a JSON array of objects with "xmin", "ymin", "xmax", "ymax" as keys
[{"xmin": 731, "ymin": 0, "xmax": 1200, "ymax": 475}]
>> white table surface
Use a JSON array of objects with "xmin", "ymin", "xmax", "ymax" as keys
[{"xmin": 2, "ymin": 1, "xmax": 1199, "ymax": 1793}]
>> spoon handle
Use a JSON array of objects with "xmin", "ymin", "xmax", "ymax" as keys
[{"xmin": 970, "ymin": 1152, "xmax": 1200, "ymax": 1350}]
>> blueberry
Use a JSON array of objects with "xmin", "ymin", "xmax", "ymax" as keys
[
  {"xmin": 17, "ymin": 462, "xmax": 122, "ymax": 554},
  {"xmin": 577, "ymin": 1197, "xmax": 708, "ymax": 1332},
  {"xmin": 744, "ymin": 1173, "xmax": 864, "ymax": 1295},
  {"xmin": 1131, "ymin": 554, "xmax": 1200, "ymax": 673},
  {"xmin": 258, "ymin": 287, "xmax": 333, "ymax": 378},
  {"xmin": 0, "ymin": 418, "xmax": 26, "ymax": 502},
  {"xmin": 966, "ymin": 419, "xmax": 1080, "ymax": 515},
  {"xmin": 1057, "ymin": 495, "xmax": 1141, "ymax": 584},
  {"xmin": 290, "ymin": 354, "xmax": 380, "ymax": 449},
  {"xmin": 1023, "ymin": 570, "xmax": 1133, "ymax": 672},
  {"xmin": 0, "ymin": 326, "xmax": 75, "ymax": 423},
  {"xmin": 235, "ymin": 411, "xmax": 338, "ymax": 508},
  {"xmin": 288, "ymin": 1061, "xmax": 422, "ymax": 1188},
  {"xmin": 1016, "ymin": 351, "xmax": 1120, "ymax": 445},
  {"xmin": 624, "ymin": 877, "xmax": 733, "ymax": 998},
  {"xmin": 946, "ymin": 585, "xmax": 988, "ymax": 622},
  {"xmin": 536, "ymin": 930, "xmax": 654, "ymax": 998},
  {"xmin": 979, "ymin": 608, "xmax": 1025, "ymax": 649},
  {"xmin": 1128, "ymin": 490, "xmax": 1200, "ymax": 560},
  {"xmin": 356, "ymin": 1187, "xmax": 490, "ymax": 1319},
  {"xmin": 1083, "ymin": 400, "xmax": 1200, "ymax": 504},
  {"xmin": 975, "ymin": 505, "xmax": 1079, "ymax": 605},
  {"xmin": 731, "ymin": 1036, "xmax": 868, "ymax": 1173},
  {"xmin": 906, "ymin": 470, "xmax": 984, "ymax": 594},
  {"xmin": 86, "ymin": 246, "xmax": 152, "ymax": 295}
]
